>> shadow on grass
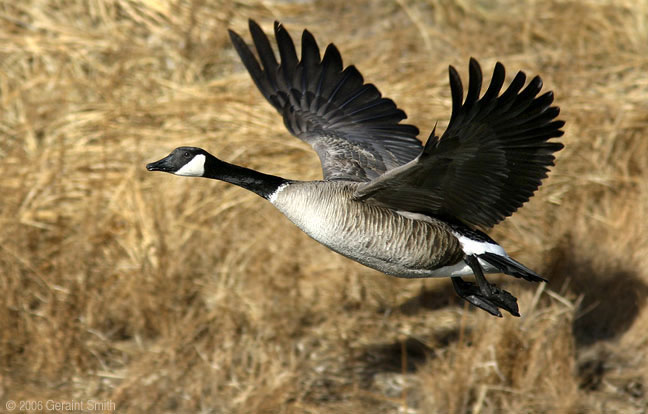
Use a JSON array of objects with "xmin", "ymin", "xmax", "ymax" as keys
[
  {"xmin": 352, "ymin": 329, "xmax": 464, "ymax": 392},
  {"xmin": 356, "ymin": 284, "xmax": 465, "ymax": 377},
  {"xmin": 357, "ymin": 337, "xmax": 435, "ymax": 374},
  {"xmin": 543, "ymin": 235, "xmax": 648, "ymax": 347}
]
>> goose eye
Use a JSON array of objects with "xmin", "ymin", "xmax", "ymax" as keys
[{"xmin": 183, "ymin": 151, "xmax": 191, "ymax": 158}]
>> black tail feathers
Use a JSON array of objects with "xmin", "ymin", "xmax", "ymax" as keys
[{"xmin": 478, "ymin": 252, "xmax": 547, "ymax": 283}]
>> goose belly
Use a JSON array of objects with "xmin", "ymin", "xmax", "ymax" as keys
[{"xmin": 270, "ymin": 182, "xmax": 467, "ymax": 278}]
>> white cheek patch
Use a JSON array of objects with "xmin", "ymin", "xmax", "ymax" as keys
[{"xmin": 175, "ymin": 154, "xmax": 206, "ymax": 177}]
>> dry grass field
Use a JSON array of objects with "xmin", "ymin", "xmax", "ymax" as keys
[{"xmin": 1, "ymin": 0, "xmax": 648, "ymax": 412}]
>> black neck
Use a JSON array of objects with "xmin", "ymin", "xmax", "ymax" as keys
[{"xmin": 202, "ymin": 153, "xmax": 288, "ymax": 199}]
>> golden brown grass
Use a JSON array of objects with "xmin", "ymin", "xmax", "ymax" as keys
[{"xmin": 1, "ymin": 0, "xmax": 647, "ymax": 412}]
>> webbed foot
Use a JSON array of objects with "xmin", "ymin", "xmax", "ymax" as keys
[{"xmin": 451, "ymin": 276, "xmax": 520, "ymax": 317}]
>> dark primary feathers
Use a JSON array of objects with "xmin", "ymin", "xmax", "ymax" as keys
[
  {"xmin": 228, "ymin": 20, "xmax": 423, "ymax": 181},
  {"xmin": 355, "ymin": 58, "xmax": 564, "ymax": 229}
]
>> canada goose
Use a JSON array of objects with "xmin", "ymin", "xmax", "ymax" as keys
[{"xmin": 147, "ymin": 20, "xmax": 564, "ymax": 317}]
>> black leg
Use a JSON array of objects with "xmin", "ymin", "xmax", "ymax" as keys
[
  {"xmin": 451, "ymin": 255, "xmax": 521, "ymax": 317},
  {"xmin": 464, "ymin": 255, "xmax": 493, "ymax": 296}
]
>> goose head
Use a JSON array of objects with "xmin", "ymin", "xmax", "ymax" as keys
[
  {"xmin": 147, "ymin": 146, "xmax": 288, "ymax": 199},
  {"xmin": 146, "ymin": 147, "xmax": 209, "ymax": 177}
]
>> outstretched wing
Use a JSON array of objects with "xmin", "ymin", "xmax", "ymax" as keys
[
  {"xmin": 354, "ymin": 58, "xmax": 564, "ymax": 229},
  {"xmin": 228, "ymin": 20, "xmax": 423, "ymax": 181}
]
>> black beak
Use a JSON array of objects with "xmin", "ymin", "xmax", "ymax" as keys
[{"xmin": 146, "ymin": 154, "xmax": 174, "ymax": 172}]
